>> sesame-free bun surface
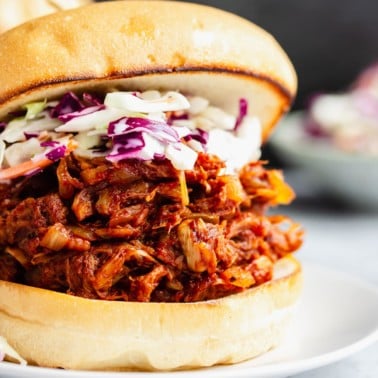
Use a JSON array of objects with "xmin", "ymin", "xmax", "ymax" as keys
[
  {"xmin": 0, "ymin": 0, "xmax": 297, "ymax": 140},
  {"xmin": 0, "ymin": 256, "xmax": 302, "ymax": 371},
  {"xmin": 0, "ymin": 0, "xmax": 92, "ymax": 33}
]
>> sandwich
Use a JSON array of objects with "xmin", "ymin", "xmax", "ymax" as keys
[{"xmin": 0, "ymin": 0, "xmax": 303, "ymax": 371}]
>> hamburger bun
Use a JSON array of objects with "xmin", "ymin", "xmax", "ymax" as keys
[
  {"xmin": 0, "ymin": 0, "xmax": 302, "ymax": 371},
  {"xmin": 0, "ymin": 256, "xmax": 302, "ymax": 371}
]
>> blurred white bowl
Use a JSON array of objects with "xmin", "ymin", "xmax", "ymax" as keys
[{"xmin": 269, "ymin": 111, "xmax": 378, "ymax": 209}]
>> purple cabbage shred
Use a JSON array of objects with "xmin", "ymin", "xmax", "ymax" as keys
[
  {"xmin": 45, "ymin": 145, "xmax": 67, "ymax": 161},
  {"xmin": 50, "ymin": 92, "xmax": 104, "ymax": 120},
  {"xmin": 183, "ymin": 128, "xmax": 208, "ymax": 146},
  {"xmin": 234, "ymin": 98, "xmax": 248, "ymax": 131},
  {"xmin": 107, "ymin": 131, "xmax": 146, "ymax": 162}
]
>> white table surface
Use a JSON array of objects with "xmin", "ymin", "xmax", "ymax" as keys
[{"xmin": 282, "ymin": 197, "xmax": 378, "ymax": 377}]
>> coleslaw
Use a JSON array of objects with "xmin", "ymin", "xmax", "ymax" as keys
[
  {"xmin": 305, "ymin": 63, "xmax": 378, "ymax": 155},
  {"xmin": 0, "ymin": 90, "xmax": 262, "ymax": 180}
]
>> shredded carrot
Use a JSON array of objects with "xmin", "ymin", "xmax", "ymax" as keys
[
  {"xmin": 0, "ymin": 158, "xmax": 53, "ymax": 180},
  {"xmin": 0, "ymin": 140, "xmax": 77, "ymax": 181}
]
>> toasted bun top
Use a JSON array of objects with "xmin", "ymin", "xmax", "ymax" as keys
[{"xmin": 0, "ymin": 0, "xmax": 297, "ymax": 140}]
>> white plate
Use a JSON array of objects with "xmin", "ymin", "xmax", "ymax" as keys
[{"xmin": 1, "ymin": 262, "xmax": 377, "ymax": 378}]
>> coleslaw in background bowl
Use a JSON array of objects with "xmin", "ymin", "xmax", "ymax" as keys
[{"xmin": 268, "ymin": 62, "xmax": 378, "ymax": 210}]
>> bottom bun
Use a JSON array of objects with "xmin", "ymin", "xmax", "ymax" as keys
[{"xmin": 0, "ymin": 255, "xmax": 302, "ymax": 371}]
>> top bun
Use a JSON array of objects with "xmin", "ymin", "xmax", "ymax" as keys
[
  {"xmin": 0, "ymin": 0, "xmax": 93, "ymax": 33},
  {"xmin": 0, "ymin": 0, "xmax": 297, "ymax": 140}
]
